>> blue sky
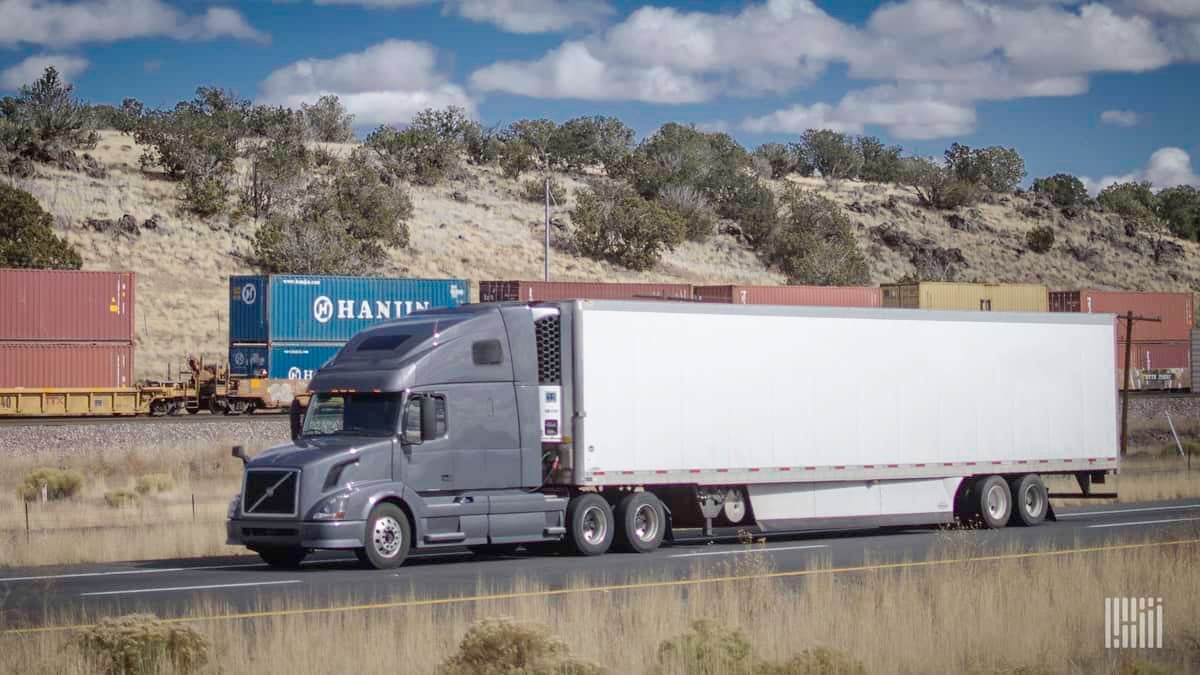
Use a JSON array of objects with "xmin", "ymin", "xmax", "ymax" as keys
[{"xmin": 1, "ymin": 0, "xmax": 1198, "ymax": 190}]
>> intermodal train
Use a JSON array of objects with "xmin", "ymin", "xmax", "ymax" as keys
[{"xmin": 0, "ymin": 270, "xmax": 1194, "ymax": 418}]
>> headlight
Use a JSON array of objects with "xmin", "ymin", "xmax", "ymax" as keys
[
  {"xmin": 227, "ymin": 496, "xmax": 240, "ymax": 519},
  {"xmin": 312, "ymin": 492, "xmax": 350, "ymax": 521}
]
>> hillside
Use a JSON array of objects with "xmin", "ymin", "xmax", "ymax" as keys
[{"xmin": 13, "ymin": 130, "xmax": 1200, "ymax": 380}]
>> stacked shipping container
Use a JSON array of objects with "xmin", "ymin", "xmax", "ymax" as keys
[
  {"xmin": 881, "ymin": 282, "xmax": 1049, "ymax": 312},
  {"xmin": 1050, "ymin": 290, "xmax": 1194, "ymax": 390},
  {"xmin": 694, "ymin": 284, "xmax": 882, "ymax": 307},
  {"xmin": 228, "ymin": 275, "xmax": 469, "ymax": 380},
  {"xmin": 479, "ymin": 280, "xmax": 694, "ymax": 303},
  {"xmin": 0, "ymin": 269, "xmax": 136, "ymax": 387}
]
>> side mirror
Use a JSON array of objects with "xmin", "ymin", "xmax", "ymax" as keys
[
  {"xmin": 231, "ymin": 445, "xmax": 248, "ymax": 465},
  {"xmin": 420, "ymin": 397, "xmax": 438, "ymax": 442},
  {"xmin": 289, "ymin": 399, "xmax": 304, "ymax": 441}
]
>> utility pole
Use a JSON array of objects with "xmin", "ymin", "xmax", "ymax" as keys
[
  {"xmin": 544, "ymin": 175, "xmax": 551, "ymax": 282},
  {"xmin": 1120, "ymin": 311, "xmax": 1162, "ymax": 457}
]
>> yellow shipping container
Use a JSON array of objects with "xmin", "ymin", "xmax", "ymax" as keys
[{"xmin": 881, "ymin": 282, "xmax": 1047, "ymax": 312}]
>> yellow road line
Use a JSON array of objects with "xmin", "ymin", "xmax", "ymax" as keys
[{"xmin": 4, "ymin": 537, "xmax": 1199, "ymax": 637}]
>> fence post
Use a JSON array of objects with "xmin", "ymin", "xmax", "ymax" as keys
[
  {"xmin": 25, "ymin": 499, "xmax": 30, "ymax": 540},
  {"xmin": 192, "ymin": 494, "xmax": 196, "ymax": 522}
]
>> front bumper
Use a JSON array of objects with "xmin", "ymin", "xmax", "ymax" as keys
[{"xmin": 226, "ymin": 518, "xmax": 365, "ymax": 550}]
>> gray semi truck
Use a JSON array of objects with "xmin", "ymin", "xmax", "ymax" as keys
[{"xmin": 227, "ymin": 299, "xmax": 1118, "ymax": 569}]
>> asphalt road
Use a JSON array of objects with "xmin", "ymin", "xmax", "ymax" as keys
[{"xmin": 3, "ymin": 499, "xmax": 1199, "ymax": 632}]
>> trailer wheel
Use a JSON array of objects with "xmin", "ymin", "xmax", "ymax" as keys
[
  {"xmin": 615, "ymin": 492, "xmax": 666, "ymax": 553},
  {"xmin": 976, "ymin": 476, "xmax": 1012, "ymax": 529},
  {"xmin": 567, "ymin": 493, "xmax": 614, "ymax": 556},
  {"xmin": 359, "ymin": 503, "xmax": 411, "ymax": 569},
  {"xmin": 1009, "ymin": 474, "xmax": 1048, "ymax": 526},
  {"xmin": 256, "ymin": 547, "xmax": 306, "ymax": 568}
]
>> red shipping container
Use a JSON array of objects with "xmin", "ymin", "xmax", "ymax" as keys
[
  {"xmin": 0, "ymin": 343, "xmax": 134, "ymax": 388},
  {"xmin": 1049, "ymin": 289, "xmax": 1193, "ymax": 342},
  {"xmin": 0, "ymin": 269, "xmax": 135, "ymax": 341},
  {"xmin": 695, "ymin": 285, "xmax": 882, "ymax": 307},
  {"xmin": 480, "ymin": 281, "xmax": 694, "ymax": 303},
  {"xmin": 1116, "ymin": 340, "xmax": 1191, "ymax": 391}
]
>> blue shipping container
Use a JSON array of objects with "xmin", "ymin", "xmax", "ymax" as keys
[
  {"xmin": 229, "ymin": 344, "xmax": 342, "ymax": 380},
  {"xmin": 229, "ymin": 275, "xmax": 469, "ymax": 343}
]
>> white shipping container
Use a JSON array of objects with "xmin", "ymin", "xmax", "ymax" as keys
[{"xmin": 572, "ymin": 301, "xmax": 1118, "ymax": 486}]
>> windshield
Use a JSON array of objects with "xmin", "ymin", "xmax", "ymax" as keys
[{"xmin": 301, "ymin": 392, "xmax": 403, "ymax": 438}]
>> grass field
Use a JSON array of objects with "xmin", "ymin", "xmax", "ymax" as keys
[
  {"xmin": 1, "ymin": 435, "xmax": 1197, "ymax": 568},
  {"xmin": 2, "ymin": 537, "xmax": 1198, "ymax": 674}
]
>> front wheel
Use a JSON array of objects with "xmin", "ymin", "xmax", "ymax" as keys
[
  {"xmin": 566, "ymin": 493, "xmax": 614, "ymax": 556},
  {"xmin": 257, "ymin": 547, "xmax": 306, "ymax": 568},
  {"xmin": 359, "ymin": 503, "xmax": 411, "ymax": 569}
]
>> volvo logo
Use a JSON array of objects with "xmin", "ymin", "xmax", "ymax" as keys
[
  {"xmin": 241, "ymin": 283, "xmax": 257, "ymax": 305},
  {"xmin": 313, "ymin": 296, "xmax": 334, "ymax": 323}
]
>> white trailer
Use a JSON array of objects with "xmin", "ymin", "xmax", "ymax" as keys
[{"xmin": 564, "ymin": 301, "xmax": 1118, "ymax": 534}]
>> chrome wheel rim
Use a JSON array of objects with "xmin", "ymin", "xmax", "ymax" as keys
[
  {"xmin": 633, "ymin": 503, "xmax": 660, "ymax": 542},
  {"xmin": 1023, "ymin": 484, "xmax": 1045, "ymax": 518},
  {"xmin": 985, "ymin": 484, "xmax": 1009, "ymax": 520},
  {"xmin": 581, "ymin": 505, "xmax": 608, "ymax": 545},
  {"xmin": 373, "ymin": 516, "xmax": 404, "ymax": 558}
]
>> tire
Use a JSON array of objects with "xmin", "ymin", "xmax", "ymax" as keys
[
  {"xmin": 566, "ymin": 493, "xmax": 614, "ymax": 556},
  {"xmin": 257, "ymin": 547, "xmax": 306, "ymax": 568},
  {"xmin": 360, "ymin": 503, "xmax": 411, "ymax": 569},
  {"xmin": 469, "ymin": 544, "xmax": 521, "ymax": 556},
  {"xmin": 976, "ymin": 475, "xmax": 1012, "ymax": 529},
  {"xmin": 1009, "ymin": 474, "xmax": 1048, "ymax": 526},
  {"xmin": 614, "ymin": 492, "xmax": 666, "ymax": 553}
]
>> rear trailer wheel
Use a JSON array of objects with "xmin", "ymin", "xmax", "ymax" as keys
[
  {"xmin": 977, "ymin": 476, "xmax": 1012, "ymax": 529},
  {"xmin": 615, "ymin": 492, "xmax": 666, "ymax": 553},
  {"xmin": 566, "ymin": 493, "xmax": 614, "ymax": 556},
  {"xmin": 1009, "ymin": 474, "xmax": 1048, "ymax": 526},
  {"xmin": 361, "ymin": 503, "xmax": 411, "ymax": 569},
  {"xmin": 257, "ymin": 547, "xmax": 306, "ymax": 568}
]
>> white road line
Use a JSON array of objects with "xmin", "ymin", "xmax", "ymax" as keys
[
  {"xmin": 81, "ymin": 580, "xmax": 302, "ymax": 597},
  {"xmin": 1087, "ymin": 517, "xmax": 1200, "ymax": 529},
  {"xmin": 670, "ymin": 544, "xmax": 828, "ymax": 558},
  {"xmin": 1056, "ymin": 504, "xmax": 1200, "ymax": 518},
  {"xmin": 0, "ymin": 563, "xmax": 266, "ymax": 583}
]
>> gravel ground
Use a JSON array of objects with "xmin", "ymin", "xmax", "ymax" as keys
[
  {"xmin": 1128, "ymin": 395, "xmax": 1200, "ymax": 424},
  {"xmin": 0, "ymin": 417, "xmax": 290, "ymax": 457}
]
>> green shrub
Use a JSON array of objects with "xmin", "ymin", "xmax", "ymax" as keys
[
  {"xmin": 76, "ymin": 613, "xmax": 209, "ymax": 675},
  {"xmin": 659, "ymin": 183, "xmax": 719, "ymax": 242},
  {"xmin": 549, "ymin": 115, "xmax": 634, "ymax": 172},
  {"xmin": 1026, "ymin": 225, "xmax": 1056, "ymax": 253},
  {"xmin": 301, "ymin": 94, "xmax": 355, "ymax": 143},
  {"xmin": 500, "ymin": 137, "xmax": 537, "ymax": 179},
  {"xmin": 768, "ymin": 190, "xmax": 870, "ymax": 285},
  {"xmin": 1031, "ymin": 173, "xmax": 1090, "ymax": 210},
  {"xmin": 856, "ymin": 135, "xmax": 903, "ymax": 184},
  {"xmin": 752, "ymin": 143, "xmax": 796, "ymax": 179},
  {"xmin": 104, "ymin": 489, "xmax": 139, "ymax": 508},
  {"xmin": 437, "ymin": 617, "xmax": 601, "ymax": 675},
  {"xmin": 19, "ymin": 467, "xmax": 84, "ymax": 502},
  {"xmin": 1098, "ymin": 181, "xmax": 1159, "ymax": 227},
  {"xmin": 239, "ymin": 116, "xmax": 310, "ymax": 221},
  {"xmin": 713, "ymin": 174, "xmax": 778, "ymax": 248},
  {"xmin": 901, "ymin": 157, "xmax": 980, "ymax": 210},
  {"xmin": 795, "ymin": 129, "xmax": 862, "ymax": 182},
  {"xmin": 464, "ymin": 122, "xmax": 503, "ymax": 165},
  {"xmin": 656, "ymin": 620, "xmax": 755, "ymax": 675},
  {"xmin": 0, "ymin": 182, "xmax": 82, "ymax": 269},
  {"xmin": 570, "ymin": 180, "xmax": 684, "ymax": 270},
  {"xmin": 944, "ymin": 142, "xmax": 1026, "ymax": 193},
  {"xmin": 505, "ymin": 118, "xmax": 558, "ymax": 171},
  {"xmin": 1155, "ymin": 185, "xmax": 1200, "ymax": 241},
  {"xmin": 520, "ymin": 176, "xmax": 567, "ymax": 204},
  {"xmin": 412, "ymin": 106, "xmax": 474, "ymax": 146},
  {"xmin": 365, "ymin": 124, "xmax": 459, "ymax": 186},
  {"xmin": 135, "ymin": 473, "xmax": 175, "ymax": 495},
  {"xmin": 620, "ymin": 122, "xmax": 750, "ymax": 201},
  {"xmin": 760, "ymin": 648, "xmax": 867, "ymax": 675},
  {"xmin": 9, "ymin": 66, "xmax": 97, "ymax": 150}
]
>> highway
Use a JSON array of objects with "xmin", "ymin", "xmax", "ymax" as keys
[{"xmin": 2, "ymin": 499, "xmax": 1199, "ymax": 633}]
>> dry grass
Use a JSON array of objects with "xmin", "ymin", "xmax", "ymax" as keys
[{"xmin": 2, "ymin": 538, "xmax": 1198, "ymax": 674}]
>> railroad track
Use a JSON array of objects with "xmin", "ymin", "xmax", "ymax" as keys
[{"xmin": 0, "ymin": 411, "xmax": 285, "ymax": 427}]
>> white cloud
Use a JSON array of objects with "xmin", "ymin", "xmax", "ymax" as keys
[
  {"xmin": 313, "ymin": 0, "xmax": 612, "ymax": 32},
  {"xmin": 0, "ymin": 0, "xmax": 267, "ymax": 47},
  {"xmin": 259, "ymin": 40, "xmax": 475, "ymax": 127},
  {"xmin": 1087, "ymin": 147, "xmax": 1200, "ymax": 194},
  {"xmin": 740, "ymin": 87, "xmax": 977, "ymax": 140},
  {"xmin": 1101, "ymin": 109, "xmax": 1140, "ymax": 126},
  {"xmin": 0, "ymin": 53, "xmax": 88, "ymax": 90}
]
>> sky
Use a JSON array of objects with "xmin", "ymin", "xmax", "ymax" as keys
[{"xmin": 0, "ymin": 0, "xmax": 1198, "ymax": 192}]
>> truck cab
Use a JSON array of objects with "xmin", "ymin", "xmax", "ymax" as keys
[{"xmin": 226, "ymin": 303, "xmax": 570, "ymax": 568}]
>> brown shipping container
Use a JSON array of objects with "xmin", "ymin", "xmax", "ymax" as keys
[
  {"xmin": 1117, "ymin": 340, "xmax": 1191, "ymax": 391},
  {"xmin": 1049, "ymin": 289, "xmax": 1194, "ymax": 342},
  {"xmin": 0, "ymin": 343, "xmax": 134, "ymax": 388},
  {"xmin": 695, "ymin": 285, "xmax": 882, "ymax": 307},
  {"xmin": 479, "ymin": 281, "xmax": 694, "ymax": 303},
  {"xmin": 0, "ymin": 269, "xmax": 135, "ymax": 341}
]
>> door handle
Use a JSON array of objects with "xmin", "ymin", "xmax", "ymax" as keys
[
  {"xmin": 455, "ymin": 495, "xmax": 473, "ymax": 504},
  {"xmin": 441, "ymin": 474, "xmax": 453, "ymax": 482}
]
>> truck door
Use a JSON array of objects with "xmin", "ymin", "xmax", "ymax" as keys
[
  {"xmin": 397, "ymin": 392, "xmax": 454, "ymax": 493},
  {"xmin": 444, "ymin": 383, "xmax": 522, "ymax": 491}
]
